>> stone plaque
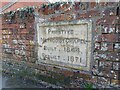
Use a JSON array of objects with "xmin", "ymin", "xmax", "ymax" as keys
[{"xmin": 37, "ymin": 20, "xmax": 92, "ymax": 71}]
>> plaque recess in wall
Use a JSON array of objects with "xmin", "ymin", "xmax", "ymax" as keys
[{"xmin": 37, "ymin": 20, "xmax": 92, "ymax": 71}]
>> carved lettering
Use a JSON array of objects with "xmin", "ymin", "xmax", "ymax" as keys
[
  {"xmin": 37, "ymin": 21, "xmax": 92, "ymax": 70},
  {"xmin": 47, "ymin": 28, "xmax": 74, "ymax": 35}
]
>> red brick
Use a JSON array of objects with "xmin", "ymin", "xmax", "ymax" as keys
[
  {"xmin": 19, "ymin": 29, "xmax": 29, "ymax": 34},
  {"xmin": 101, "ymin": 25, "xmax": 109, "ymax": 34},
  {"xmin": 88, "ymin": 10, "xmax": 101, "ymax": 17},
  {"xmin": 115, "ymin": 21, "xmax": 120, "ymax": 32},
  {"xmin": 99, "ymin": 60, "xmax": 112, "ymax": 70},
  {"xmin": 111, "ymin": 79, "xmax": 120, "ymax": 86},
  {"xmin": 112, "ymin": 62, "xmax": 120, "ymax": 71},
  {"xmin": 90, "ymin": 2, "xmax": 97, "ymax": 8},
  {"xmin": 98, "ymin": 77, "xmax": 110, "ymax": 85},
  {"xmin": 107, "ymin": 2, "xmax": 117, "ymax": 6},
  {"xmin": 95, "ymin": 42, "xmax": 101, "ymax": 50},
  {"xmin": 62, "ymin": 70, "xmax": 74, "ymax": 77},
  {"xmin": 96, "ymin": 16, "xmax": 118, "ymax": 25},
  {"xmin": 94, "ymin": 52, "xmax": 120, "ymax": 61},
  {"xmin": 77, "ymin": 13, "xmax": 88, "ymax": 19},
  {"xmin": 91, "ymin": 76, "xmax": 98, "ymax": 83},
  {"xmin": 74, "ymin": 2, "xmax": 80, "ymax": 11},
  {"xmin": 94, "ymin": 35, "xmax": 102, "ymax": 42},
  {"xmin": 101, "ymin": 34, "xmax": 119, "ymax": 42},
  {"xmin": 114, "ymin": 43, "xmax": 120, "ymax": 51},
  {"xmin": 99, "ymin": 2, "xmax": 107, "ymax": 7},
  {"xmin": 101, "ymin": 25, "xmax": 116, "ymax": 34},
  {"xmin": 101, "ymin": 70, "xmax": 110, "ymax": 77},
  {"xmin": 103, "ymin": 7, "xmax": 116, "ymax": 16},
  {"xmin": 110, "ymin": 71, "xmax": 119, "ymax": 80},
  {"xmin": 101, "ymin": 43, "xmax": 113, "ymax": 51}
]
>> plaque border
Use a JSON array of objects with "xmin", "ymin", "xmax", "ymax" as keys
[{"xmin": 37, "ymin": 20, "xmax": 92, "ymax": 71}]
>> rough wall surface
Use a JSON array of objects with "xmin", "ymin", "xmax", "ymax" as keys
[
  {"xmin": 37, "ymin": 2, "xmax": 120, "ymax": 88},
  {"xmin": 2, "ymin": 6, "xmax": 36, "ymax": 62},
  {"xmin": 2, "ymin": 2, "xmax": 120, "ymax": 88}
]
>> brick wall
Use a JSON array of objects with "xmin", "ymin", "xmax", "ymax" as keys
[
  {"xmin": 2, "ymin": 6, "xmax": 36, "ymax": 62},
  {"xmin": 2, "ymin": 2, "xmax": 120, "ymax": 88}
]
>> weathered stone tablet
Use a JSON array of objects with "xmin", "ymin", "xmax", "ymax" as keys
[{"xmin": 37, "ymin": 20, "xmax": 92, "ymax": 71}]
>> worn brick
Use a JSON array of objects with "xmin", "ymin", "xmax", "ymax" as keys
[
  {"xmin": 62, "ymin": 70, "xmax": 74, "ymax": 77},
  {"xmin": 94, "ymin": 34, "xmax": 119, "ymax": 42},
  {"xmin": 98, "ymin": 77, "xmax": 110, "ymax": 85},
  {"xmin": 114, "ymin": 43, "xmax": 120, "ymax": 51},
  {"xmin": 90, "ymin": 2, "xmax": 97, "ymax": 8},
  {"xmin": 95, "ymin": 25, "xmax": 102, "ymax": 34},
  {"xmin": 111, "ymin": 79, "xmax": 120, "ymax": 86},
  {"xmin": 112, "ymin": 62, "xmax": 120, "ymax": 71},
  {"xmin": 98, "ymin": 60, "xmax": 112, "ymax": 78},
  {"xmin": 115, "ymin": 24, "xmax": 120, "ymax": 33},
  {"xmin": 96, "ymin": 16, "xmax": 118, "ymax": 25},
  {"xmin": 74, "ymin": 2, "xmax": 80, "ymax": 11},
  {"xmin": 103, "ymin": 7, "xmax": 117, "ymax": 16},
  {"xmin": 110, "ymin": 70, "xmax": 119, "ymax": 80},
  {"xmin": 88, "ymin": 10, "xmax": 101, "ymax": 17},
  {"xmin": 98, "ymin": 61, "xmax": 113, "ymax": 76},
  {"xmin": 92, "ymin": 67, "xmax": 98, "ymax": 76},
  {"xmin": 101, "ymin": 43, "xmax": 113, "ymax": 51},
  {"xmin": 91, "ymin": 76, "xmax": 98, "ymax": 83},
  {"xmin": 76, "ymin": 13, "xmax": 88, "ymax": 19},
  {"xmin": 107, "ymin": 2, "xmax": 117, "ymax": 7},
  {"xmin": 94, "ymin": 52, "xmax": 120, "ymax": 61},
  {"xmin": 101, "ymin": 34, "xmax": 119, "ymax": 42},
  {"xmin": 94, "ymin": 35, "xmax": 102, "ymax": 42},
  {"xmin": 95, "ymin": 42, "xmax": 101, "ymax": 50},
  {"xmin": 98, "ymin": 2, "xmax": 107, "ymax": 7},
  {"xmin": 101, "ymin": 25, "xmax": 116, "ymax": 34}
]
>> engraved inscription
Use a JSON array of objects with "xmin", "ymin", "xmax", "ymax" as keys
[{"xmin": 37, "ymin": 21, "xmax": 92, "ymax": 71}]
